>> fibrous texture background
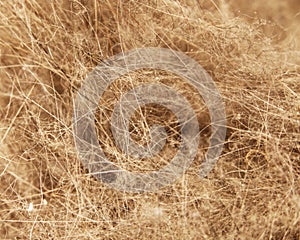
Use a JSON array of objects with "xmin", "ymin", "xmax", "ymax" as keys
[{"xmin": 0, "ymin": 0, "xmax": 299, "ymax": 239}]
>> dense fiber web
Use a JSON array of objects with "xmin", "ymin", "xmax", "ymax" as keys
[{"xmin": 0, "ymin": 0, "xmax": 299, "ymax": 239}]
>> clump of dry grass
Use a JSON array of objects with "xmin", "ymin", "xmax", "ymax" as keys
[{"xmin": 0, "ymin": 0, "xmax": 299, "ymax": 239}]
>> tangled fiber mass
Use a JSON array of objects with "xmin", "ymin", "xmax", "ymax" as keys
[{"xmin": 0, "ymin": 0, "xmax": 299, "ymax": 239}]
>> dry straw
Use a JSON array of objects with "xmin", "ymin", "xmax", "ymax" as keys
[{"xmin": 0, "ymin": 0, "xmax": 299, "ymax": 239}]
